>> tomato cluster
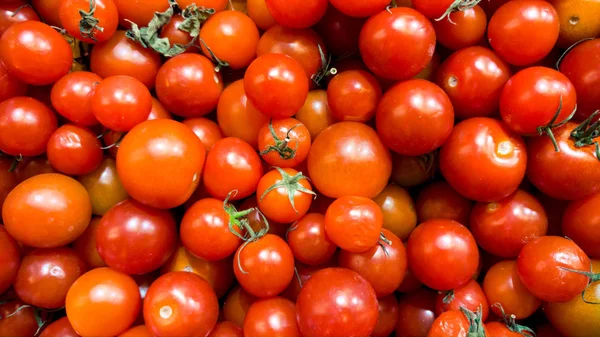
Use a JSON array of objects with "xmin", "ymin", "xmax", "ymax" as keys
[{"xmin": 0, "ymin": 0, "xmax": 599, "ymax": 336}]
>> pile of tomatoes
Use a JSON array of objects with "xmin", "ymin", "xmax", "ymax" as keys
[{"xmin": 0, "ymin": 0, "xmax": 599, "ymax": 336}]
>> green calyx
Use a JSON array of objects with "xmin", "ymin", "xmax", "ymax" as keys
[
  {"xmin": 570, "ymin": 110, "xmax": 600, "ymax": 160},
  {"xmin": 435, "ymin": 0, "xmax": 481, "ymax": 23},
  {"xmin": 460, "ymin": 306, "xmax": 486, "ymax": 337},
  {"xmin": 492, "ymin": 303, "xmax": 536, "ymax": 337},
  {"xmin": 559, "ymin": 266, "xmax": 600, "ymax": 304},
  {"xmin": 260, "ymin": 167, "xmax": 316, "ymax": 214},
  {"xmin": 260, "ymin": 120, "xmax": 302, "ymax": 160},
  {"xmin": 79, "ymin": 0, "xmax": 104, "ymax": 42},
  {"xmin": 537, "ymin": 95, "xmax": 578, "ymax": 152}
]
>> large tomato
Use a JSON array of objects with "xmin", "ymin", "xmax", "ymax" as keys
[
  {"xmin": 265, "ymin": 0, "xmax": 328, "ymax": 29},
  {"xmin": 562, "ymin": 193, "xmax": 600, "ymax": 258},
  {"xmin": 59, "ymin": 0, "xmax": 118, "ymax": 44}
]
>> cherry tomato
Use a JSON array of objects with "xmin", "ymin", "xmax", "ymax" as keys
[
  {"xmin": 0, "ymin": 97, "xmax": 57, "ymax": 156},
  {"xmin": 258, "ymin": 118, "xmax": 311, "ymax": 168},
  {"xmin": 287, "ymin": 213, "xmax": 337, "ymax": 266},
  {"xmin": 517, "ymin": 236, "xmax": 590, "ymax": 302},
  {"xmin": 329, "ymin": 0, "xmax": 390, "ymax": 18},
  {"xmin": 50, "ymin": 71, "xmax": 100, "ymax": 126},
  {"xmin": 118, "ymin": 324, "xmax": 151, "ymax": 337},
  {"xmin": 407, "ymin": 219, "xmax": 479, "ymax": 291},
  {"xmin": 59, "ymin": 0, "xmax": 118, "ymax": 44},
  {"xmin": 562, "ymin": 192, "xmax": 600, "ymax": 258},
  {"xmin": 435, "ymin": 280, "xmax": 489, "ymax": 321},
  {"xmin": 436, "ymin": 46, "xmax": 511, "ymax": 119},
  {"xmin": 3, "ymin": 173, "xmax": 91, "ymax": 248},
  {"xmin": 440, "ymin": 117, "xmax": 527, "ymax": 202},
  {"xmin": 90, "ymin": 30, "xmax": 162, "ymax": 89},
  {"xmin": 372, "ymin": 295, "xmax": 399, "ymax": 337},
  {"xmin": 209, "ymin": 322, "xmax": 243, "ymax": 337},
  {"xmin": 395, "ymin": 289, "xmax": 436, "ymax": 336},
  {"xmin": 487, "ymin": 0, "xmax": 559, "ymax": 66},
  {"xmin": 265, "ymin": 0, "xmax": 328, "ymax": 29},
  {"xmin": 113, "ymin": 0, "xmax": 170, "ymax": 28},
  {"xmin": 416, "ymin": 181, "xmax": 472, "ymax": 225},
  {"xmin": 391, "ymin": 152, "xmax": 437, "ymax": 188},
  {"xmin": 550, "ymin": 0, "xmax": 600, "ymax": 47},
  {"xmin": 72, "ymin": 218, "xmax": 106, "ymax": 268},
  {"xmin": 428, "ymin": 309, "xmax": 488, "ymax": 337},
  {"xmin": 0, "ymin": 61, "xmax": 27, "ymax": 103},
  {"xmin": 182, "ymin": 117, "xmax": 223, "ymax": 151},
  {"xmin": 314, "ymin": 6, "xmax": 364, "ymax": 57},
  {"xmin": 0, "ymin": 225, "xmax": 20, "ymax": 294},
  {"xmin": 0, "ymin": 2, "xmax": 39, "ymax": 38},
  {"xmin": 328, "ymin": 70, "xmax": 381, "ymax": 122},
  {"xmin": 0, "ymin": 21, "xmax": 72, "ymax": 85},
  {"xmin": 295, "ymin": 90, "xmax": 334, "ymax": 140},
  {"xmin": 46, "ymin": 125, "xmax": 103, "ymax": 176},
  {"xmin": 143, "ymin": 271, "xmax": 219, "ymax": 337},
  {"xmin": 117, "ymin": 119, "xmax": 206, "ymax": 209},
  {"xmin": 223, "ymin": 286, "xmax": 257, "ymax": 327},
  {"xmin": 377, "ymin": 79, "xmax": 454, "ymax": 156},
  {"xmin": 244, "ymin": 53, "xmax": 309, "ymax": 119},
  {"xmin": 325, "ymin": 196, "xmax": 383, "ymax": 253},
  {"xmin": 433, "ymin": 6, "xmax": 487, "ymax": 50},
  {"xmin": 247, "ymin": 0, "xmax": 276, "ymax": 30},
  {"xmin": 78, "ymin": 157, "xmax": 129, "ymax": 216},
  {"xmin": 39, "ymin": 316, "xmax": 80, "ymax": 337},
  {"xmin": 0, "ymin": 300, "xmax": 38, "ymax": 337},
  {"xmin": 159, "ymin": 13, "xmax": 198, "ymax": 54},
  {"xmin": 243, "ymin": 297, "xmax": 301, "ymax": 337},
  {"xmin": 13, "ymin": 157, "xmax": 56, "ymax": 182},
  {"xmin": 66, "ymin": 267, "xmax": 141, "ymax": 336},
  {"xmin": 31, "ymin": 0, "xmax": 62, "ymax": 26},
  {"xmin": 359, "ymin": 7, "xmax": 435, "ymax": 81},
  {"xmin": 257, "ymin": 168, "xmax": 314, "ymax": 224},
  {"xmin": 373, "ymin": 184, "xmax": 418, "ymax": 241}
]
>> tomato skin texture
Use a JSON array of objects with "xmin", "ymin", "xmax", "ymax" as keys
[
  {"xmin": 0, "ymin": 21, "xmax": 72, "ymax": 85},
  {"xmin": 113, "ymin": 0, "xmax": 170, "ymax": 28},
  {"xmin": 90, "ymin": 31, "xmax": 162, "ymax": 89},
  {"xmin": 428, "ymin": 310, "xmax": 487, "ymax": 337},
  {"xmin": 483, "ymin": 260, "xmax": 540, "ymax": 319},
  {"xmin": 436, "ymin": 46, "xmax": 511, "ymax": 119},
  {"xmin": 247, "ymin": 0, "xmax": 276, "ymax": 30},
  {"xmin": 78, "ymin": 157, "xmax": 129, "ymax": 216},
  {"xmin": 244, "ymin": 53, "xmax": 309, "ymax": 119},
  {"xmin": 180, "ymin": 198, "xmax": 242, "ymax": 262},
  {"xmin": 295, "ymin": 90, "xmax": 334, "ymax": 140},
  {"xmin": 487, "ymin": 0, "xmax": 559, "ymax": 66},
  {"xmin": 0, "ymin": 2, "xmax": 40, "ymax": 37},
  {"xmin": 440, "ymin": 117, "xmax": 527, "ymax": 202},
  {"xmin": 395, "ymin": 288, "xmax": 436, "ymax": 336},
  {"xmin": 416, "ymin": 181, "xmax": 472, "ymax": 225},
  {"xmin": 412, "ymin": 0, "xmax": 455, "ymax": 19},
  {"xmin": 0, "ymin": 300, "xmax": 38, "ymax": 337},
  {"xmin": 46, "ymin": 125, "xmax": 103, "ymax": 176},
  {"xmin": 562, "ymin": 193, "xmax": 600, "ymax": 258},
  {"xmin": 0, "ymin": 225, "xmax": 20, "ymax": 295},
  {"xmin": 359, "ymin": 7, "xmax": 435, "ymax": 81},
  {"xmin": 243, "ymin": 297, "xmax": 301, "ymax": 337},
  {"xmin": 66, "ymin": 267, "xmax": 141, "ymax": 337},
  {"xmin": 14, "ymin": 247, "xmax": 86, "ymax": 309},
  {"xmin": 517, "ymin": 236, "xmax": 590, "ymax": 303},
  {"xmin": 527, "ymin": 122, "xmax": 600, "ymax": 200},
  {"xmin": 59, "ymin": 0, "xmax": 118, "ymax": 44},
  {"xmin": 234, "ymin": 234, "xmax": 295, "ymax": 298},
  {"xmin": 376, "ymin": 79, "xmax": 454, "ymax": 156},
  {"xmin": 73, "ymin": 218, "xmax": 106, "ymax": 269},
  {"xmin": 257, "ymin": 168, "xmax": 314, "ymax": 224},
  {"xmin": 144, "ymin": 271, "xmax": 219, "ymax": 337},
  {"xmin": 433, "ymin": 6, "xmax": 487, "ymax": 51},
  {"xmin": 297, "ymin": 268, "xmax": 378, "ymax": 337},
  {"xmin": 258, "ymin": 118, "xmax": 311, "ymax": 168},
  {"xmin": 39, "ymin": 316, "xmax": 80, "ymax": 337},
  {"xmin": 51, "ymin": 71, "xmax": 101, "ymax": 126},
  {"xmin": 156, "ymin": 53, "xmax": 223, "ymax": 118},
  {"xmin": 287, "ymin": 213, "xmax": 337, "ymax": 266},
  {"xmin": 223, "ymin": 286, "xmax": 257, "ymax": 327},
  {"xmin": 3, "ymin": 173, "xmax": 92, "ymax": 248},
  {"xmin": 328, "ymin": 70, "xmax": 382, "ymax": 122},
  {"xmin": 434, "ymin": 280, "xmax": 489, "ymax": 321},
  {"xmin": 117, "ymin": 119, "xmax": 206, "ymax": 209},
  {"xmin": 329, "ymin": 0, "xmax": 390, "ymax": 18},
  {"xmin": 373, "ymin": 184, "xmax": 418, "ymax": 241},
  {"xmin": 0, "ymin": 61, "xmax": 27, "ymax": 103},
  {"xmin": 325, "ymin": 196, "xmax": 383, "ymax": 253},
  {"xmin": 265, "ymin": 0, "xmax": 327, "ymax": 29},
  {"xmin": 182, "ymin": 117, "xmax": 223, "ymax": 151},
  {"xmin": 407, "ymin": 219, "xmax": 479, "ymax": 291},
  {"xmin": 209, "ymin": 322, "xmax": 243, "ymax": 337},
  {"xmin": 308, "ymin": 121, "xmax": 392, "ymax": 199},
  {"xmin": 0, "ymin": 97, "xmax": 57, "ymax": 156}
]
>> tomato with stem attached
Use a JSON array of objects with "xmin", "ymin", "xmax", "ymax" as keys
[
  {"xmin": 257, "ymin": 167, "xmax": 315, "ymax": 224},
  {"xmin": 562, "ymin": 192, "xmax": 600, "ymax": 258},
  {"xmin": 325, "ymin": 196, "xmax": 383, "ymax": 253},
  {"xmin": 59, "ymin": 0, "xmax": 119, "ymax": 44},
  {"xmin": 433, "ymin": 6, "xmax": 487, "ymax": 51},
  {"xmin": 435, "ymin": 280, "xmax": 489, "ymax": 321},
  {"xmin": 258, "ymin": 118, "xmax": 311, "ymax": 168},
  {"xmin": 428, "ymin": 308, "xmax": 488, "ymax": 337},
  {"xmin": 0, "ymin": 300, "xmax": 39, "ymax": 337}
]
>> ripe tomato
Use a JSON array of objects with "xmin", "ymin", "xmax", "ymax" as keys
[
  {"xmin": 39, "ymin": 317, "xmax": 79, "ymax": 337},
  {"xmin": 90, "ymin": 30, "xmax": 162, "ymax": 89},
  {"xmin": 308, "ymin": 121, "xmax": 392, "ymax": 198},
  {"xmin": 0, "ymin": 225, "xmax": 20, "ymax": 294},
  {"xmin": 180, "ymin": 198, "xmax": 242, "ymax": 262},
  {"xmin": 144, "ymin": 271, "xmax": 219, "ymax": 337},
  {"xmin": 328, "ymin": 70, "xmax": 381, "ymax": 122},
  {"xmin": 440, "ymin": 117, "xmax": 527, "ymax": 202},
  {"xmin": 391, "ymin": 152, "xmax": 436, "ymax": 188},
  {"xmin": 339, "ymin": 228, "xmax": 407, "ymax": 297},
  {"xmin": 244, "ymin": 53, "xmax": 309, "ymax": 119},
  {"xmin": 372, "ymin": 295, "xmax": 399, "ymax": 337},
  {"xmin": 13, "ymin": 157, "xmax": 55, "ymax": 182},
  {"xmin": 433, "ymin": 6, "xmax": 487, "ymax": 51},
  {"xmin": 96, "ymin": 199, "xmax": 177, "ymax": 274},
  {"xmin": 329, "ymin": 0, "xmax": 390, "ymax": 18},
  {"xmin": 59, "ymin": 0, "xmax": 118, "ymax": 44},
  {"xmin": 0, "ymin": 21, "xmax": 72, "ymax": 85},
  {"xmin": 182, "ymin": 117, "xmax": 223, "ymax": 151},
  {"xmin": 434, "ymin": 280, "xmax": 489, "ymax": 321},
  {"xmin": 376, "ymin": 79, "xmax": 454, "ymax": 156},
  {"xmin": 563, "ymin": 192, "xmax": 600, "ymax": 257},
  {"xmin": 31, "ymin": 0, "xmax": 61, "ymax": 26},
  {"xmin": 411, "ymin": 0, "xmax": 457, "ymax": 19},
  {"xmin": 0, "ymin": 300, "xmax": 38, "ymax": 337},
  {"xmin": 436, "ymin": 46, "xmax": 511, "ymax": 119},
  {"xmin": 325, "ymin": 196, "xmax": 383, "ymax": 253},
  {"xmin": 73, "ymin": 218, "xmax": 106, "ymax": 268},
  {"xmin": 258, "ymin": 118, "xmax": 311, "ymax": 168},
  {"xmin": 297, "ymin": 268, "xmax": 378, "ymax": 337},
  {"xmin": 0, "ymin": 3, "xmax": 39, "ymax": 40},
  {"xmin": 428, "ymin": 309, "xmax": 488, "ymax": 337},
  {"xmin": 209, "ymin": 322, "xmax": 243, "ymax": 337},
  {"xmin": 407, "ymin": 219, "xmax": 479, "ymax": 291},
  {"xmin": 396, "ymin": 288, "xmax": 436, "ymax": 336},
  {"xmin": 416, "ymin": 181, "xmax": 472, "ymax": 225},
  {"xmin": 517, "ymin": 236, "xmax": 590, "ymax": 302},
  {"xmin": 243, "ymin": 297, "xmax": 301, "ymax": 337},
  {"xmin": 223, "ymin": 286, "xmax": 257, "ymax": 327},
  {"xmin": 14, "ymin": 247, "xmax": 86, "ymax": 309},
  {"xmin": 159, "ymin": 13, "xmax": 196, "ymax": 54},
  {"xmin": 295, "ymin": 90, "xmax": 334, "ymax": 139},
  {"xmin": 257, "ymin": 168, "xmax": 314, "ymax": 224},
  {"xmin": 234, "ymin": 234, "xmax": 295, "ymax": 298},
  {"xmin": 113, "ymin": 0, "xmax": 170, "ymax": 28},
  {"xmin": 483, "ymin": 260, "xmax": 541, "ymax": 319},
  {"xmin": 487, "ymin": 0, "xmax": 559, "ymax": 66},
  {"xmin": 50, "ymin": 71, "xmax": 101, "ymax": 126},
  {"xmin": 66, "ymin": 267, "xmax": 141, "ymax": 336},
  {"xmin": 550, "ymin": 0, "xmax": 600, "ymax": 47},
  {"xmin": 247, "ymin": 0, "xmax": 276, "ymax": 30},
  {"xmin": 287, "ymin": 213, "xmax": 336, "ymax": 265},
  {"xmin": 3, "ymin": 173, "xmax": 91, "ymax": 248},
  {"xmin": 46, "ymin": 125, "xmax": 103, "ymax": 176},
  {"xmin": 559, "ymin": 38, "xmax": 600, "ymax": 121},
  {"xmin": 373, "ymin": 184, "xmax": 417, "ymax": 241},
  {"xmin": 91, "ymin": 75, "xmax": 152, "ymax": 131},
  {"xmin": 117, "ymin": 119, "xmax": 206, "ymax": 209},
  {"xmin": 314, "ymin": 7, "xmax": 364, "ymax": 57},
  {"xmin": 78, "ymin": 157, "xmax": 129, "ymax": 216},
  {"xmin": 0, "ymin": 97, "xmax": 57, "ymax": 156},
  {"xmin": 118, "ymin": 324, "xmax": 152, "ymax": 337},
  {"xmin": 156, "ymin": 53, "xmax": 223, "ymax": 118},
  {"xmin": 265, "ymin": 0, "xmax": 327, "ymax": 29},
  {"xmin": 527, "ymin": 122, "xmax": 600, "ymax": 200},
  {"xmin": 0, "ymin": 61, "xmax": 27, "ymax": 103},
  {"xmin": 359, "ymin": 7, "xmax": 435, "ymax": 81}
]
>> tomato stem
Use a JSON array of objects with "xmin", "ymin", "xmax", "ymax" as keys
[
  {"xmin": 492, "ymin": 303, "xmax": 536, "ymax": 337},
  {"xmin": 460, "ymin": 305, "xmax": 486, "ymax": 337},
  {"xmin": 536, "ymin": 96, "xmax": 577, "ymax": 152},
  {"xmin": 559, "ymin": 266, "xmax": 600, "ymax": 304},
  {"xmin": 311, "ymin": 45, "xmax": 337, "ymax": 87},
  {"xmin": 199, "ymin": 38, "xmax": 229, "ymax": 72},
  {"xmin": 442, "ymin": 290, "xmax": 455, "ymax": 305},
  {"xmin": 11, "ymin": 4, "xmax": 32, "ymax": 17},
  {"xmin": 8, "ymin": 154, "xmax": 22, "ymax": 173},
  {"xmin": 294, "ymin": 267, "xmax": 303, "ymax": 288},
  {"xmin": 259, "ymin": 167, "xmax": 316, "ymax": 214},
  {"xmin": 100, "ymin": 132, "xmax": 125, "ymax": 150},
  {"xmin": 78, "ymin": 0, "xmax": 104, "ymax": 43},
  {"xmin": 570, "ymin": 110, "xmax": 600, "ymax": 160},
  {"xmin": 260, "ymin": 120, "xmax": 302, "ymax": 160}
]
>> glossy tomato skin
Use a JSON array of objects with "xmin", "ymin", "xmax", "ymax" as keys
[
  {"xmin": 373, "ymin": 184, "xmax": 418, "ymax": 240},
  {"xmin": 0, "ymin": 225, "xmax": 20, "ymax": 294},
  {"xmin": 325, "ymin": 196, "xmax": 383, "ymax": 253},
  {"xmin": 117, "ymin": 119, "xmax": 206, "ymax": 209},
  {"xmin": 440, "ymin": 117, "xmax": 527, "ymax": 202},
  {"xmin": 257, "ymin": 118, "xmax": 311, "ymax": 168},
  {"xmin": 436, "ymin": 46, "xmax": 511, "ymax": 119},
  {"xmin": 407, "ymin": 219, "xmax": 479, "ymax": 291},
  {"xmin": 66, "ymin": 267, "xmax": 141, "ymax": 337},
  {"xmin": 144, "ymin": 272, "xmax": 219, "ymax": 337},
  {"xmin": 257, "ymin": 168, "xmax": 314, "ymax": 223},
  {"xmin": 0, "ymin": 21, "xmax": 72, "ymax": 85},
  {"xmin": 328, "ymin": 70, "xmax": 382, "ymax": 122},
  {"xmin": 470, "ymin": 190, "xmax": 548, "ymax": 258},
  {"xmin": 243, "ymin": 297, "xmax": 301, "ymax": 337},
  {"xmin": 59, "ymin": 0, "xmax": 118, "ymax": 44},
  {"xmin": 359, "ymin": 7, "xmax": 435, "ymax": 81},
  {"xmin": 46, "ymin": 125, "xmax": 103, "ymax": 176},
  {"xmin": 247, "ymin": 0, "xmax": 276, "ymax": 30},
  {"xmin": 96, "ymin": 199, "xmax": 177, "ymax": 275},
  {"xmin": 14, "ymin": 247, "xmax": 86, "ymax": 309},
  {"xmin": 265, "ymin": 0, "xmax": 327, "ymax": 29},
  {"xmin": 73, "ymin": 218, "xmax": 106, "ymax": 268},
  {"xmin": 307, "ymin": 121, "xmax": 392, "ymax": 198},
  {"xmin": 294, "ymin": 90, "xmax": 333, "ymax": 140},
  {"xmin": 297, "ymin": 268, "xmax": 378, "ymax": 337},
  {"xmin": 517, "ymin": 236, "xmax": 590, "ymax": 302},
  {"xmin": 487, "ymin": 0, "xmax": 559, "ymax": 66},
  {"xmin": 39, "ymin": 316, "xmax": 79, "ymax": 337},
  {"xmin": 182, "ymin": 117, "xmax": 223, "ymax": 151},
  {"xmin": 416, "ymin": 181, "xmax": 472, "ymax": 225},
  {"xmin": 563, "ymin": 193, "xmax": 600, "ymax": 257},
  {"xmin": 376, "ymin": 79, "xmax": 454, "ymax": 156},
  {"xmin": 3, "ymin": 173, "xmax": 92, "ymax": 248},
  {"xmin": 434, "ymin": 280, "xmax": 489, "ymax": 321},
  {"xmin": 90, "ymin": 31, "xmax": 162, "ymax": 89},
  {"xmin": 287, "ymin": 213, "xmax": 337, "ymax": 266},
  {"xmin": 78, "ymin": 157, "xmax": 129, "ymax": 216},
  {"xmin": 0, "ymin": 2, "xmax": 40, "ymax": 36},
  {"xmin": 527, "ymin": 122, "xmax": 600, "ymax": 200},
  {"xmin": 156, "ymin": 53, "xmax": 223, "ymax": 118},
  {"xmin": 51, "ymin": 71, "xmax": 101, "ymax": 126},
  {"xmin": 433, "ymin": 6, "xmax": 487, "ymax": 51},
  {"xmin": 395, "ymin": 288, "xmax": 437, "ymax": 337}
]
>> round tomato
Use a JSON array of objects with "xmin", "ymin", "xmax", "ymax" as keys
[
  {"xmin": 435, "ymin": 280, "xmax": 489, "ymax": 321},
  {"xmin": 182, "ymin": 117, "xmax": 223, "ymax": 151},
  {"xmin": 562, "ymin": 192, "xmax": 600, "ymax": 258},
  {"xmin": 258, "ymin": 118, "xmax": 311, "ymax": 168},
  {"xmin": 433, "ymin": 6, "xmax": 487, "ymax": 51},
  {"xmin": 113, "ymin": 0, "xmax": 169, "ymax": 28},
  {"xmin": 223, "ymin": 286, "xmax": 257, "ymax": 327},
  {"xmin": 416, "ymin": 181, "xmax": 472, "ymax": 225},
  {"xmin": 550, "ymin": 0, "xmax": 600, "ymax": 47},
  {"xmin": 329, "ymin": 0, "xmax": 390, "ymax": 18},
  {"xmin": 395, "ymin": 288, "xmax": 437, "ymax": 336},
  {"xmin": 0, "ymin": 2, "xmax": 40, "ymax": 36},
  {"xmin": 325, "ymin": 196, "xmax": 383, "ymax": 253},
  {"xmin": 287, "ymin": 213, "xmax": 337, "ymax": 266},
  {"xmin": 59, "ymin": 0, "xmax": 118, "ymax": 44},
  {"xmin": 0, "ymin": 225, "xmax": 20, "ymax": 295},
  {"xmin": 46, "ymin": 124, "xmax": 103, "ymax": 176},
  {"xmin": 117, "ymin": 119, "xmax": 206, "ymax": 209},
  {"xmin": 359, "ymin": 7, "xmax": 435, "ymax": 81},
  {"xmin": 328, "ymin": 70, "xmax": 381, "ymax": 122},
  {"xmin": 257, "ymin": 167, "xmax": 314, "ymax": 223},
  {"xmin": 39, "ymin": 317, "xmax": 79, "ymax": 337},
  {"xmin": 265, "ymin": 0, "xmax": 327, "ymax": 28},
  {"xmin": 243, "ymin": 297, "xmax": 301, "ymax": 337},
  {"xmin": 295, "ymin": 90, "xmax": 334, "ymax": 139},
  {"xmin": 372, "ymin": 184, "xmax": 417, "ymax": 241},
  {"xmin": 78, "ymin": 157, "xmax": 129, "ymax": 216},
  {"xmin": 0, "ymin": 300, "xmax": 38, "ymax": 337},
  {"xmin": 247, "ymin": 0, "xmax": 276, "ymax": 30},
  {"xmin": 50, "ymin": 71, "xmax": 101, "ymax": 126},
  {"xmin": 372, "ymin": 295, "xmax": 399, "ymax": 337},
  {"xmin": 428, "ymin": 309, "xmax": 488, "ymax": 337},
  {"xmin": 440, "ymin": 117, "xmax": 527, "ymax": 202},
  {"xmin": 0, "ymin": 62, "xmax": 27, "ymax": 103}
]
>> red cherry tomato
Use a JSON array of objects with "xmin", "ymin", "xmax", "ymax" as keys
[
  {"xmin": 0, "ymin": 300, "xmax": 39, "ymax": 337},
  {"xmin": 39, "ymin": 317, "xmax": 79, "ymax": 337},
  {"xmin": 257, "ymin": 167, "xmax": 315, "ymax": 224},
  {"xmin": 0, "ymin": 225, "xmax": 20, "ymax": 295},
  {"xmin": 182, "ymin": 117, "xmax": 224, "ymax": 151},
  {"xmin": 562, "ymin": 192, "xmax": 600, "ymax": 258},
  {"xmin": 328, "ymin": 70, "xmax": 382, "ymax": 122},
  {"xmin": 287, "ymin": 213, "xmax": 337, "ymax": 266},
  {"xmin": 51, "ymin": 71, "xmax": 101, "ymax": 126},
  {"xmin": 243, "ymin": 297, "xmax": 301, "ymax": 337},
  {"xmin": 325, "ymin": 196, "xmax": 383, "ymax": 253},
  {"xmin": 416, "ymin": 181, "xmax": 473, "ymax": 225},
  {"xmin": 372, "ymin": 295, "xmax": 399, "ymax": 337},
  {"xmin": 433, "ymin": 6, "xmax": 487, "ymax": 51},
  {"xmin": 412, "ymin": 0, "xmax": 457, "ymax": 19},
  {"xmin": 428, "ymin": 309, "xmax": 488, "ymax": 337},
  {"xmin": 0, "ymin": 2, "xmax": 40, "ymax": 37},
  {"xmin": 46, "ymin": 124, "xmax": 103, "ymax": 176},
  {"xmin": 0, "ymin": 61, "xmax": 27, "ymax": 103},
  {"xmin": 434, "ymin": 280, "xmax": 489, "ymax": 321},
  {"xmin": 328, "ymin": 0, "xmax": 390, "ymax": 18},
  {"xmin": 59, "ymin": 0, "xmax": 118, "ymax": 44},
  {"xmin": 395, "ymin": 288, "xmax": 436, "ymax": 336},
  {"xmin": 257, "ymin": 118, "xmax": 311, "ymax": 168},
  {"xmin": 209, "ymin": 322, "xmax": 243, "ymax": 337},
  {"xmin": 265, "ymin": 0, "xmax": 328, "ymax": 29}
]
